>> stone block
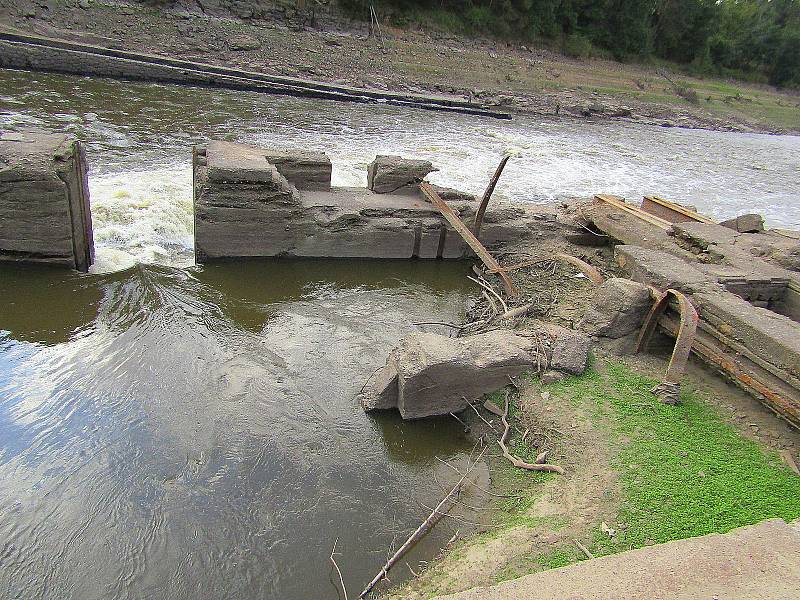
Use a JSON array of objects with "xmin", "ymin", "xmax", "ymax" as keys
[
  {"xmin": 263, "ymin": 149, "xmax": 332, "ymax": 191},
  {"xmin": 549, "ymin": 328, "xmax": 591, "ymax": 375},
  {"xmin": 579, "ymin": 277, "xmax": 653, "ymax": 338},
  {"xmin": 360, "ymin": 330, "xmax": 538, "ymax": 419},
  {"xmin": 359, "ymin": 353, "xmax": 400, "ymax": 411},
  {"xmin": 720, "ymin": 213, "xmax": 765, "ymax": 233},
  {"xmin": 0, "ymin": 131, "xmax": 93, "ymax": 271},
  {"xmin": 367, "ymin": 155, "xmax": 436, "ymax": 194}
]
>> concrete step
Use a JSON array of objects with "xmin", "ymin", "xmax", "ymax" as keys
[{"xmin": 432, "ymin": 519, "xmax": 800, "ymax": 600}]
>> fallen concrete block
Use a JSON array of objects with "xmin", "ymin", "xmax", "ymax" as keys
[
  {"xmin": 615, "ymin": 245, "xmax": 713, "ymax": 294},
  {"xmin": 367, "ymin": 155, "xmax": 436, "ymax": 194},
  {"xmin": 0, "ymin": 131, "xmax": 94, "ymax": 271},
  {"xmin": 579, "ymin": 278, "xmax": 652, "ymax": 339},
  {"xmin": 549, "ymin": 328, "xmax": 591, "ymax": 375},
  {"xmin": 263, "ymin": 149, "xmax": 331, "ymax": 191},
  {"xmin": 360, "ymin": 330, "xmax": 539, "ymax": 419},
  {"xmin": 720, "ymin": 213, "xmax": 765, "ymax": 233}
]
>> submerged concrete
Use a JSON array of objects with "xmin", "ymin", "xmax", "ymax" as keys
[
  {"xmin": 193, "ymin": 140, "xmax": 534, "ymax": 261},
  {"xmin": 0, "ymin": 132, "xmax": 94, "ymax": 271},
  {"xmin": 431, "ymin": 519, "xmax": 800, "ymax": 599}
]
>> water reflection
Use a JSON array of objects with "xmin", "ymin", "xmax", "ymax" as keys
[{"xmin": 0, "ymin": 259, "xmax": 477, "ymax": 600}]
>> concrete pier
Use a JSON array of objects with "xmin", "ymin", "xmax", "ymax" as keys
[
  {"xmin": 0, "ymin": 132, "xmax": 94, "ymax": 271},
  {"xmin": 193, "ymin": 141, "xmax": 532, "ymax": 261}
]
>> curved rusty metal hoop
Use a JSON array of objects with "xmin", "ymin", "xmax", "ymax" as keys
[
  {"xmin": 555, "ymin": 253, "xmax": 605, "ymax": 285},
  {"xmin": 636, "ymin": 288, "xmax": 699, "ymax": 404}
]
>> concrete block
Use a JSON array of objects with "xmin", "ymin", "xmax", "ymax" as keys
[
  {"xmin": 367, "ymin": 155, "xmax": 436, "ymax": 194},
  {"xmin": 579, "ymin": 278, "xmax": 653, "ymax": 339},
  {"xmin": 0, "ymin": 131, "xmax": 93, "ymax": 271}
]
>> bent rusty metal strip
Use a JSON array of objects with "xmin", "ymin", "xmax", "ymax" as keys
[
  {"xmin": 636, "ymin": 288, "xmax": 699, "ymax": 400},
  {"xmin": 641, "ymin": 195, "xmax": 716, "ymax": 224},
  {"xmin": 554, "ymin": 253, "xmax": 605, "ymax": 285},
  {"xmin": 659, "ymin": 314, "xmax": 800, "ymax": 429},
  {"xmin": 420, "ymin": 181, "xmax": 518, "ymax": 297}
]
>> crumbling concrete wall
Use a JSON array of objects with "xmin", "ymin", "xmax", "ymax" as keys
[
  {"xmin": 193, "ymin": 140, "xmax": 534, "ymax": 261},
  {"xmin": 0, "ymin": 132, "xmax": 94, "ymax": 271}
]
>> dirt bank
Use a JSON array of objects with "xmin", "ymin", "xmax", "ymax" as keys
[{"xmin": 3, "ymin": 0, "xmax": 799, "ymax": 133}]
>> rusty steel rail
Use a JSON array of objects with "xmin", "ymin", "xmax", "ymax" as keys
[
  {"xmin": 420, "ymin": 181, "xmax": 518, "ymax": 297},
  {"xmin": 555, "ymin": 253, "xmax": 605, "ymax": 285},
  {"xmin": 636, "ymin": 288, "xmax": 699, "ymax": 404}
]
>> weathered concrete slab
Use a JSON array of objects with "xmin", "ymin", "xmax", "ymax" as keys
[
  {"xmin": 367, "ymin": 155, "xmax": 436, "ymax": 194},
  {"xmin": 431, "ymin": 519, "xmax": 800, "ymax": 600},
  {"xmin": 360, "ymin": 330, "xmax": 540, "ymax": 419},
  {"xmin": 615, "ymin": 245, "xmax": 713, "ymax": 293},
  {"xmin": 0, "ymin": 131, "xmax": 94, "ymax": 271},
  {"xmin": 194, "ymin": 141, "xmax": 538, "ymax": 261}
]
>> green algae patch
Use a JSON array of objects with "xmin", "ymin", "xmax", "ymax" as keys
[{"xmin": 547, "ymin": 360, "xmax": 800, "ymax": 559}]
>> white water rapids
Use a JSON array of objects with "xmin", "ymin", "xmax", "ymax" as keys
[{"xmin": 2, "ymin": 69, "xmax": 799, "ymax": 272}]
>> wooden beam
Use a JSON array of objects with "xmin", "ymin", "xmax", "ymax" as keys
[{"xmin": 420, "ymin": 182, "xmax": 518, "ymax": 297}]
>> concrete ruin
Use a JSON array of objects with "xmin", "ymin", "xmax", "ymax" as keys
[
  {"xmin": 360, "ymin": 326, "xmax": 590, "ymax": 419},
  {"xmin": 584, "ymin": 197, "xmax": 800, "ymax": 428},
  {"xmin": 0, "ymin": 132, "xmax": 94, "ymax": 271},
  {"xmin": 193, "ymin": 140, "xmax": 534, "ymax": 261}
]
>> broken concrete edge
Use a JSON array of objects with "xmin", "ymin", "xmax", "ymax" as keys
[
  {"xmin": 0, "ymin": 131, "xmax": 94, "ymax": 272},
  {"xmin": 192, "ymin": 140, "xmax": 555, "ymax": 261},
  {"xmin": 359, "ymin": 326, "xmax": 591, "ymax": 419},
  {"xmin": 430, "ymin": 518, "xmax": 800, "ymax": 600},
  {"xmin": 615, "ymin": 244, "xmax": 800, "ymax": 427}
]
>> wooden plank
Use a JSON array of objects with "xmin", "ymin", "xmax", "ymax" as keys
[
  {"xmin": 642, "ymin": 195, "xmax": 716, "ymax": 224},
  {"xmin": 594, "ymin": 194, "xmax": 671, "ymax": 230},
  {"xmin": 420, "ymin": 182, "xmax": 518, "ymax": 297}
]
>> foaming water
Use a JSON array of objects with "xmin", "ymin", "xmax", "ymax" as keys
[
  {"xmin": 1, "ymin": 70, "xmax": 798, "ymax": 272},
  {"xmin": 0, "ymin": 260, "xmax": 480, "ymax": 599}
]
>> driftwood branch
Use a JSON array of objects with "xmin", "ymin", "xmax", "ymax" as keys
[
  {"xmin": 358, "ymin": 448, "xmax": 487, "ymax": 598},
  {"xmin": 497, "ymin": 392, "xmax": 565, "ymax": 474},
  {"xmin": 473, "ymin": 154, "xmax": 510, "ymax": 238},
  {"xmin": 330, "ymin": 538, "xmax": 349, "ymax": 600}
]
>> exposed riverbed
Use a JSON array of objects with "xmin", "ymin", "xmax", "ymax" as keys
[{"xmin": 1, "ymin": 69, "xmax": 799, "ymax": 600}]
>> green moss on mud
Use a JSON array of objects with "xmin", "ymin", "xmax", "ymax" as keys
[{"xmin": 544, "ymin": 360, "xmax": 800, "ymax": 561}]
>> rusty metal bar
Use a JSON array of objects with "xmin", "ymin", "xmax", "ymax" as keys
[
  {"xmin": 555, "ymin": 253, "xmax": 605, "ymax": 285},
  {"xmin": 636, "ymin": 288, "xmax": 699, "ymax": 404},
  {"xmin": 420, "ymin": 181, "xmax": 518, "ymax": 297}
]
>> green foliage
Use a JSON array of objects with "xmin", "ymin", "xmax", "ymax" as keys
[
  {"xmin": 546, "ymin": 361, "xmax": 800, "ymax": 560},
  {"xmin": 340, "ymin": 0, "xmax": 800, "ymax": 88}
]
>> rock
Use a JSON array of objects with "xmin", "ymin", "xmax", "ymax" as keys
[
  {"xmin": 541, "ymin": 370, "xmax": 566, "ymax": 385},
  {"xmin": 78, "ymin": 0, "xmax": 90, "ymax": 8},
  {"xmin": 358, "ymin": 352, "xmax": 399, "ymax": 411},
  {"xmin": 720, "ymin": 213, "xmax": 765, "ymax": 233},
  {"xmin": 228, "ymin": 34, "xmax": 261, "ymax": 51},
  {"xmin": 578, "ymin": 278, "xmax": 652, "ymax": 339},
  {"xmin": 263, "ymin": 149, "xmax": 332, "ymax": 191},
  {"xmin": 549, "ymin": 329, "xmax": 591, "ymax": 375},
  {"xmin": 360, "ymin": 330, "xmax": 538, "ymax": 419},
  {"xmin": 367, "ymin": 155, "xmax": 436, "ymax": 194}
]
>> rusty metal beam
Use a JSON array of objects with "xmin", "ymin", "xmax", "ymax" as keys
[
  {"xmin": 420, "ymin": 181, "xmax": 518, "ymax": 297},
  {"xmin": 636, "ymin": 288, "xmax": 699, "ymax": 404}
]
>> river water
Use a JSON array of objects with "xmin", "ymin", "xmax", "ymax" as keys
[{"xmin": 1, "ymin": 70, "xmax": 799, "ymax": 600}]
